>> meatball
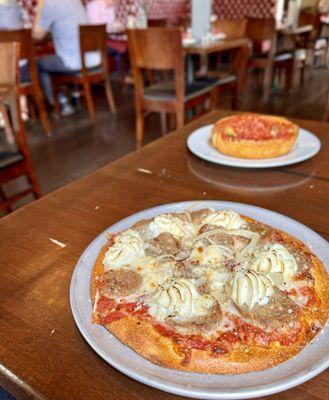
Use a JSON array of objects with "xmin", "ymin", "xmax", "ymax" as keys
[
  {"xmin": 237, "ymin": 288, "xmax": 299, "ymax": 331},
  {"xmin": 149, "ymin": 232, "xmax": 180, "ymax": 254},
  {"xmin": 100, "ymin": 269, "xmax": 142, "ymax": 298}
]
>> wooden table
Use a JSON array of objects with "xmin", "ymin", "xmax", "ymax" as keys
[
  {"xmin": 1, "ymin": 110, "xmax": 328, "ymax": 400},
  {"xmin": 184, "ymin": 37, "xmax": 250, "ymax": 92}
]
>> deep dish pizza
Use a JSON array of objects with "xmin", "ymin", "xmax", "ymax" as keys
[
  {"xmin": 211, "ymin": 114, "xmax": 299, "ymax": 159},
  {"xmin": 90, "ymin": 209, "xmax": 329, "ymax": 374}
]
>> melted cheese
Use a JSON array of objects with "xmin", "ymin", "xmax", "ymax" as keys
[
  {"xmin": 148, "ymin": 214, "xmax": 196, "ymax": 239},
  {"xmin": 202, "ymin": 210, "xmax": 247, "ymax": 230},
  {"xmin": 190, "ymin": 241, "xmax": 234, "ymax": 265},
  {"xmin": 103, "ymin": 230, "xmax": 144, "ymax": 269},
  {"xmin": 148, "ymin": 278, "xmax": 215, "ymax": 321},
  {"xmin": 251, "ymin": 243, "xmax": 298, "ymax": 286},
  {"xmin": 230, "ymin": 270, "xmax": 274, "ymax": 309}
]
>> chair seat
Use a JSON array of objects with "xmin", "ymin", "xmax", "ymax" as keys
[
  {"xmin": 274, "ymin": 52, "xmax": 294, "ymax": 62},
  {"xmin": 251, "ymin": 51, "xmax": 294, "ymax": 62},
  {"xmin": 295, "ymin": 49, "xmax": 307, "ymax": 61},
  {"xmin": 195, "ymin": 73, "xmax": 236, "ymax": 86},
  {"xmin": 0, "ymin": 149, "xmax": 24, "ymax": 169},
  {"xmin": 52, "ymin": 65, "xmax": 103, "ymax": 79},
  {"xmin": 143, "ymin": 78, "xmax": 224, "ymax": 102}
]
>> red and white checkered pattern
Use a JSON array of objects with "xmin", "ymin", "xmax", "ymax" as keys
[
  {"xmin": 213, "ymin": 0, "xmax": 275, "ymax": 19},
  {"xmin": 19, "ymin": 0, "xmax": 275, "ymax": 25}
]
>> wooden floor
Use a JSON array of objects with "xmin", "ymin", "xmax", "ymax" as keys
[{"xmin": 1, "ymin": 68, "xmax": 328, "ymax": 211}]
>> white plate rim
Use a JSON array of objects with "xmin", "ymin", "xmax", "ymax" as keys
[
  {"xmin": 70, "ymin": 201, "xmax": 329, "ymax": 400},
  {"xmin": 187, "ymin": 125, "xmax": 321, "ymax": 168}
]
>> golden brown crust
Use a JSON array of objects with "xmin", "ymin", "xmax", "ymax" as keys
[
  {"xmin": 107, "ymin": 315, "xmax": 311, "ymax": 374},
  {"xmin": 90, "ymin": 213, "xmax": 329, "ymax": 374},
  {"xmin": 211, "ymin": 114, "xmax": 299, "ymax": 159}
]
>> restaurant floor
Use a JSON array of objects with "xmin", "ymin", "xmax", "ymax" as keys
[{"xmin": 1, "ymin": 68, "xmax": 328, "ymax": 211}]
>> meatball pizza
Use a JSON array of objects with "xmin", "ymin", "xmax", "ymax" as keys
[{"xmin": 90, "ymin": 209, "xmax": 329, "ymax": 374}]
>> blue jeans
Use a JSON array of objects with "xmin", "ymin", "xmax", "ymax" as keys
[{"xmin": 37, "ymin": 55, "xmax": 79, "ymax": 105}]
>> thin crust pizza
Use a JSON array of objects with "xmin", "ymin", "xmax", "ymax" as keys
[{"xmin": 90, "ymin": 209, "xmax": 329, "ymax": 374}]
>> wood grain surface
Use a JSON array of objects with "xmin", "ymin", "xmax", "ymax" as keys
[
  {"xmin": 184, "ymin": 37, "xmax": 250, "ymax": 55},
  {"xmin": 0, "ymin": 109, "xmax": 328, "ymax": 400}
]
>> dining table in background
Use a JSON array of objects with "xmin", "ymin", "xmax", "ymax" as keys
[
  {"xmin": 0, "ymin": 109, "xmax": 328, "ymax": 400},
  {"xmin": 184, "ymin": 37, "xmax": 251, "ymax": 94}
]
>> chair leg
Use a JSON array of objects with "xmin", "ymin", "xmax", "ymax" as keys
[
  {"xmin": 169, "ymin": 113, "xmax": 176, "ymax": 131},
  {"xmin": 52, "ymin": 82, "xmax": 61, "ymax": 119},
  {"xmin": 34, "ymin": 89, "xmax": 52, "ymax": 136},
  {"xmin": 300, "ymin": 63, "xmax": 305, "ymax": 86},
  {"xmin": 0, "ymin": 105, "xmax": 15, "ymax": 145},
  {"xmin": 210, "ymin": 87, "xmax": 219, "ymax": 111},
  {"xmin": 285, "ymin": 60, "xmax": 294, "ymax": 92},
  {"xmin": 160, "ymin": 112, "xmax": 167, "ymax": 136},
  {"xmin": 28, "ymin": 174, "xmax": 42, "ymax": 199},
  {"xmin": 231, "ymin": 84, "xmax": 238, "ymax": 110},
  {"xmin": 263, "ymin": 64, "xmax": 273, "ymax": 102},
  {"xmin": 136, "ymin": 107, "xmax": 144, "ymax": 149},
  {"xmin": 175, "ymin": 107, "xmax": 185, "ymax": 130},
  {"xmin": 104, "ymin": 76, "xmax": 117, "ymax": 114},
  {"xmin": 0, "ymin": 187, "xmax": 12, "ymax": 214},
  {"xmin": 83, "ymin": 81, "xmax": 96, "ymax": 123},
  {"xmin": 28, "ymin": 98, "xmax": 37, "ymax": 122}
]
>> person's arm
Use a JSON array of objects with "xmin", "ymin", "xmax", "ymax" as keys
[{"xmin": 32, "ymin": 0, "xmax": 47, "ymax": 40}]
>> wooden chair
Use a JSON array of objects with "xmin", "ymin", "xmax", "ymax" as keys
[
  {"xmin": 299, "ymin": 9, "xmax": 328, "ymax": 67},
  {"xmin": 246, "ymin": 17, "xmax": 295, "ymax": 102},
  {"xmin": 127, "ymin": 28, "xmax": 221, "ymax": 147},
  {"xmin": 204, "ymin": 19, "xmax": 249, "ymax": 108},
  {"xmin": 213, "ymin": 19, "xmax": 247, "ymax": 40},
  {"xmin": 291, "ymin": 26, "xmax": 314, "ymax": 86},
  {"xmin": 0, "ymin": 29, "xmax": 52, "ymax": 136},
  {"xmin": 0, "ymin": 42, "xmax": 41, "ymax": 214},
  {"xmin": 51, "ymin": 24, "xmax": 116, "ymax": 122}
]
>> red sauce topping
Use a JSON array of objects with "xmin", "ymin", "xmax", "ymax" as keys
[
  {"xmin": 299, "ymin": 286, "xmax": 319, "ymax": 307},
  {"xmin": 97, "ymin": 296, "xmax": 148, "ymax": 324},
  {"xmin": 217, "ymin": 114, "xmax": 295, "ymax": 141}
]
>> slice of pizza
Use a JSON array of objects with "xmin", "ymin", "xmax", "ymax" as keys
[{"xmin": 90, "ymin": 209, "xmax": 329, "ymax": 374}]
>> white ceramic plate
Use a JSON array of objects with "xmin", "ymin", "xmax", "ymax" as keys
[
  {"xmin": 187, "ymin": 125, "xmax": 321, "ymax": 168},
  {"xmin": 70, "ymin": 201, "xmax": 329, "ymax": 400}
]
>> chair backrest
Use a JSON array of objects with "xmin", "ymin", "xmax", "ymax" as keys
[
  {"xmin": 0, "ymin": 42, "xmax": 20, "ymax": 86},
  {"xmin": 0, "ymin": 42, "xmax": 30, "ymax": 153},
  {"xmin": 127, "ymin": 28, "xmax": 184, "ymax": 70},
  {"xmin": 213, "ymin": 19, "xmax": 247, "ymax": 40},
  {"xmin": 79, "ymin": 24, "xmax": 107, "ymax": 71},
  {"xmin": 127, "ymin": 28, "xmax": 185, "ymax": 104},
  {"xmin": 245, "ymin": 17, "xmax": 277, "ymax": 55},
  {"xmin": 0, "ymin": 29, "xmax": 34, "ymax": 61}
]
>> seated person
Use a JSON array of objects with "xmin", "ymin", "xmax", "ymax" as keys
[
  {"xmin": 32, "ymin": 0, "xmax": 101, "ymax": 116},
  {"xmin": 0, "ymin": 0, "xmax": 22, "ymax": 29},
  {"xmin": 86, "ymin": 0, "xmax": 125, "ymax": 72},
  {"xmin": 86, "ymin": 0, "xmax": 123, "ymax": 33}
]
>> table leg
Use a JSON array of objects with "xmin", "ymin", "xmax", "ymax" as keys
[
  {"xmin": 187, "ymin": 55, "xmax": 195, "ymax": 84},
  {"xmin": 232, "ymin": 45, "xmax": 250, "ymax": 102},
  {"xmin": 199, "ymin": 54, "xmax": 209, "ymax": 76}
]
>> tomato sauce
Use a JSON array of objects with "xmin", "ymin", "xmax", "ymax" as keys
[
  {"xmin": 218, "ymin": 114, "xmax": 295, "ymax": 141},
  {"xmin": 97, "ymin": 297, "xmax": 148, "ymax": 325},
  {"xmin": 299, "ymin": 286, "xmax": 319, "ymax": 307}
]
